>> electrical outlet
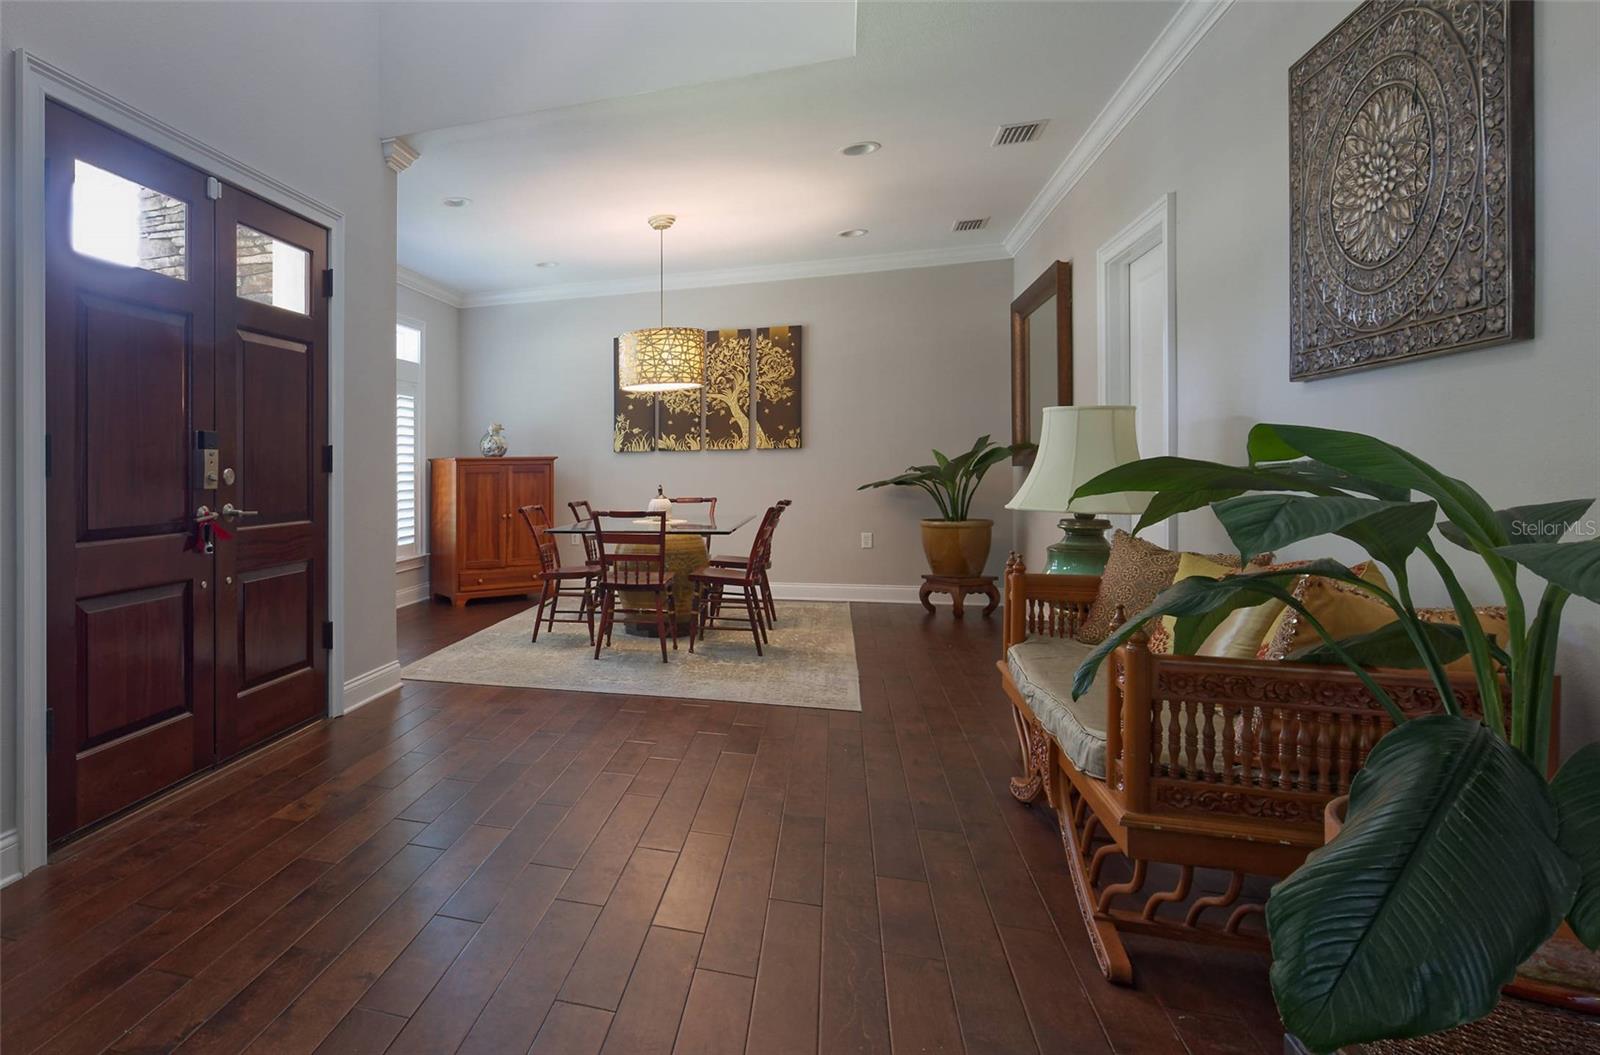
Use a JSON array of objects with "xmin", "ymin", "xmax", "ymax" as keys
[{"xmin": 860, "ymin": 532, "xmax": 874, "ymax": 549}]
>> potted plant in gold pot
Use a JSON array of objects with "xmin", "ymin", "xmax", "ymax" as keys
[{"xmin": 859, "ymin": 435, "xmax": 1032, "ymax": 577}]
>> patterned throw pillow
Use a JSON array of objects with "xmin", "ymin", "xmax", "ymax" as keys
[
  {"xmin": 1255, "ymin": 561, "xmax": 1391, "ymax": 661},
  {"xmin": 1076, "ymin": 531, "xmax": 1271, "ymax": 645},
  {"xmin": 1149, "ymin": 553, "xmax": 1304, "ymax": 658}
]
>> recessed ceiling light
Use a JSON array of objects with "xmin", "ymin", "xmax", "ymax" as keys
[
  {"xmin": 442, "ymin": 196, "xmax": 471, "ymax": 208},
  {"xmin": 536, "ymin": 261, "xmax": 560, "ymax": 268},
  {"xmin": 837, "ymin": 228, "xmax": 869, "ymax": 238},
  {"xmin": 840, "ymin": 141, "xmax": 881, "ymax": 157}
]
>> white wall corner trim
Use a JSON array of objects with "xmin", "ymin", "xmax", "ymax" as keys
[
  {"xmin": 12, "ymin": 50, "xmax": 350, "ymax": 878},
  {"xmin": 343, "ymin": 661, "xmax": 404, "ymax": 713},
  {"xmin": 397, "ymin": 581, "xmax": 431, "ymax": 608},
  {"xmin": 1003, "ymin": 0, "xmax": 1234, "ymax": 256},
  {"xmin": 460, "ymin": 244, "xmax": 1012, "ymax": 308},
  {"xmin": 397, "ymin": 266, "xmax": 466, "ymax": 308},
  {"xmin": 0, "ymin": 830, "xmax": 21, "ymax": 889}
]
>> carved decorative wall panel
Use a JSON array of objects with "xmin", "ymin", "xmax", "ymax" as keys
[{"xmin": 1288, "ymin": 0, "xmax": 1533, "ymax": 380}]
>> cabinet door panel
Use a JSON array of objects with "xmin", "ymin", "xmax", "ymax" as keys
[
  {"xmin": 505, "ymin": 463, "xmax": 552, "ymax": 567},
  {"xmin": 458, "ymin": 464, "xmax": 508, "ymax": 569}
]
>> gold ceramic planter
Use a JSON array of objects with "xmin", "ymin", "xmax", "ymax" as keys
[{"xmin": 920, "ymin": 519, "xmax": 993, "ymax": 577}]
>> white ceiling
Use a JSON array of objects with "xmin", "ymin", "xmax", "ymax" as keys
[
  {"xmin": 393, "ymin": 0, "xmax": 1183, "ymax": 300},
  {"xmin": 379, "ymin": 2, "xmax": 859, "ymax": 138}
]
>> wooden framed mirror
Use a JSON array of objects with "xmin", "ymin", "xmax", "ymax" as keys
[{"xmin": 1010, "ymin": 260, "xmax": 1072, "ymax": 466}]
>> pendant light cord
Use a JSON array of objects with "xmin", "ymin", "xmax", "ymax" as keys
[{"xmin": 658, "ymin": 228, "xmax": 665, "ymax": 327}]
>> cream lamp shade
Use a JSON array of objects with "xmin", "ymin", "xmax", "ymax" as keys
[{"xmin": 1007, "ymin": 405, "xmax": 1149, "ymax": 516}]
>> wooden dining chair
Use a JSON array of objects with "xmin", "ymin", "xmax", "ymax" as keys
[
  {"xmin": 690, "ymin": 504, "xmax": 783, "ymax": 656},
  {"xmin": 567, "ymin": 500, "xmax": 603, "ymax": 570},
  {"xmin": 671, "ymin": 495, "xmax": 718, "ymax": 547},
  {"xmin": 711, "ymin": 498, "xmax": 789, "ymax": 627},
  {"xmin": 592, "ymin": 510, "xmax": 677, "ymax": 662},
  {"xmin": 517, "ymin": 504, "xmax": 596, "ymax": 644}
]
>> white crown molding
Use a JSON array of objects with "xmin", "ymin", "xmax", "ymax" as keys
[
  {"xmin": 1002, "ymin": 0, "xmax": 1234, "ymax": 256},
  {"xmin": 397, "ymin": 266, "xmax": 466, "ymax": 308},
  {"xmin": 458, "ymin": 243, "xmax": 1011, "ymax": 308},
  {"xmin": 382, "ymin": 136, "xmax": 419, "ymax": 173}
]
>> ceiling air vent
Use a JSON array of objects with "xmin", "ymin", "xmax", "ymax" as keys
[
  {"xmin": 993, "ymin": 120, "xmax": 1047, "ymax": 146},
  {"xmin": 951, "ymin": 218, "xmax": 989, "ymax": 232}
]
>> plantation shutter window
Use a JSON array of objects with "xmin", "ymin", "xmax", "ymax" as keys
[{"xmin": 396, "ymin": 321, "xmax": 424, "ymax": 560}]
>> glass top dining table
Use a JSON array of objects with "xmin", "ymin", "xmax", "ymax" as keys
[{"xmin": 544, "ymin": 512, "xmax": 757, "ymax": 536}]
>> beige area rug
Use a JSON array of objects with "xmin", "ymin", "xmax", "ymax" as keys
[{"xmin": 402, "ymin": 601, "xmax": 862, "ymax": 712}]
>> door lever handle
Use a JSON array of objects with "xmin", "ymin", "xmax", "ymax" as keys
[{"xmin": 221, "ymin": 502, "xmax": 259, "ymax": 520}]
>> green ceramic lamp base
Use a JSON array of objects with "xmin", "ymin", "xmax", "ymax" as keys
[{"xmin": 1043, "ymin": 514, "xmax": 1113, "ymax": 575}]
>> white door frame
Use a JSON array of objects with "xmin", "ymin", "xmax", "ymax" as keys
[
  {"xmin": 1096, "ymin": 192, "xmax": 1178, "ymax": 546},
  {"xmin": 10, "ymin": 50, "xmax": 349, "ymax": 878}
]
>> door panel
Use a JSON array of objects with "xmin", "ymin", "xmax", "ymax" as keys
[
  {"xmin": 214, "ymin": 189, "xmax": 329, "ymax": 759},
  {"xmin": 79, "ymin": 298, "xmax": 192, "ymax": 535},
  {"xmin": 458, "ymin": 465, "xmax": 508, "ymax": 569},
  {"xmin": 240, "ymin": 332, "xmax": 314, "ymax": 522},
  {"xmin": 46, "ymin": 102, "xmax": 217, "ymax": 838},
  {"xmin": 505, "ymin": 463, "xmax": 550, "ymax": 567},
  {"xmin": 77, "ymin": 584, "xmax": 191, "ymax": 742}
]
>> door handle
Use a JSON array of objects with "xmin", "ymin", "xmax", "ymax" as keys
[{"xmin": 221, "ymin": 502, "xmax": 259, "ymax": 520}]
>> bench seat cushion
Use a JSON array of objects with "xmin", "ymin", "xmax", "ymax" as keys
[{"xmin": 1006, "ymin": 637, "xmax": 1110, "ymax": 779}]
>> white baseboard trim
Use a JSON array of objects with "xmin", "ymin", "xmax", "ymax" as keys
[
  {"xmin": 342, "ymin": 660, "xmax": 403, "ymax": 715},
  {"xmin": 770, "ymin": 581, "xmax": 981, "ymax": 605},
  {"xmin": 0, "ymin": 829, "xmax": 20, "ymax": 889},
  {"xmin": 396, "ymin": 581, "xmax": 431, "ymax": 608}
]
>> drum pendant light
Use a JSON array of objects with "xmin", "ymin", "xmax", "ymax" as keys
[{"xmin": 618, "ymin": 215, "xmax": 705, "ymax": 393}]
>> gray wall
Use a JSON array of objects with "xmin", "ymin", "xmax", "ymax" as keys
[
  {"xmin": 2, "ymin": 2, "xmax": 398, "ymax": 854},
  {"xmin": 1011, "ymin": 0, "xmax": 1600, "ymax": 753},
  {"xmin": 396, "ymin": 282, "xmax": 465, "ymax": 604},
  {"xmin": 459, "ymin": 261, "xmax": 1015, "ymax": 588}
]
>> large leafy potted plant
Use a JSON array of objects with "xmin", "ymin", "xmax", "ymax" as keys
[
  {"xmin": 860, "ymin": 435, "xmax": 1032, "ymax": 577},
  {"xmin": 1065, "ymin": 423, "xmax": 1599, "ymax": 1053}
]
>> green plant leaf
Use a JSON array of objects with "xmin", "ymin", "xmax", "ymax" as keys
[
  {"xmin": 1267, "ymin": 716, "xmax": 1577, "ymax": 1051},
  {"xmin": 1073, "ymin": 456, "xmax": 1329, "ymax": 502},
  {"xmin": 1255, "ymin": 459, "xmax": 1411, "ymax": 501},
  {"xmin": 1552, "ymin": 743, "xmax": 1600, "ymax": 948},
  {"xmin": 1210, "ymin": 494, "xmax": 1426, "ymax": 566},
  {"xmin": 1495, "ymin": 539, "xmax": 1600, "ymax": 604},
  {"xmin": 1333, "ymin": 499, "xmax": 1438, "ymax": 571},
  {"xmin": 1441, "ymin": 499, "xmax": 1595, "ymax": 551},
  {"xmin": 1247, "ymin": 424, "xmax": 1503, "ymax": 548},
  {"xmin": 1286, "ymin": 620, "xmax": 1470, "ymax": 669}
]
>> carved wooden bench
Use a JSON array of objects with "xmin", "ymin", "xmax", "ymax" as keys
[{"xmin": 997, "ymin": 554, "xmax": 1517, "ymax": 984}]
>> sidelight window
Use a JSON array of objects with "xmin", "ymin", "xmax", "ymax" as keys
[{"xmin": 396, "ymin": 321, "xmax": 425, "ymax": 560}]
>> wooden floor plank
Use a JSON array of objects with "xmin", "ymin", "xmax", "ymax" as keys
[
  {"xmin": 598, "ymin": 924, "xmax": 703, "ymax": 1055},
  {"xmin": 557, "ymin": 845, "xmax": 679, "ymax": 1010},
  {"xmin": 744, "ymin": 899, "xmax": 821, "ymax": 1055}
]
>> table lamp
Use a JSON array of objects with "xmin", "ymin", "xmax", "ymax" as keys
[{"xmin": 1006, "ymin": 405, "xmax": 1148, "ymax": 575}]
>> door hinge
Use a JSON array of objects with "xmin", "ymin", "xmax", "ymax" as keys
[
  {"xmin": 323, "ymin": 621, "xmax": 335, "ymax": 651},
  {"xmin": 206, "ymin": 176, "xmax": 223, "ymax": 200},
  {"xmin": 44, "ymin": 433, "xmax": 52, "ymax": 479},
  {"xmin": 46, "ymin": 707, "xmax": 55, "ymax": 751},
  {"xmin": 322, "ymin": 269, "xmax": 334, "ymax": 298},
  {"xmin": 322, "ymin": 444, "xmax": 334, "ymax": 473}
]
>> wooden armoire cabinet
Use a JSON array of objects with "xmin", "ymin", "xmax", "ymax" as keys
[{"xmin": 429, "ymin": 456, "xmax": 557, "ymax": 606}]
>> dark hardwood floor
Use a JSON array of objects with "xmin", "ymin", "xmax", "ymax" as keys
[{"xmin": 1, "ymin": 600, "xmax": 1282, "ymax": 1054}]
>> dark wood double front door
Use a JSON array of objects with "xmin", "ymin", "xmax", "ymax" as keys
[{"xmin": 44, "ymin": 102, "xmax": 331, "ymax": 840}]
